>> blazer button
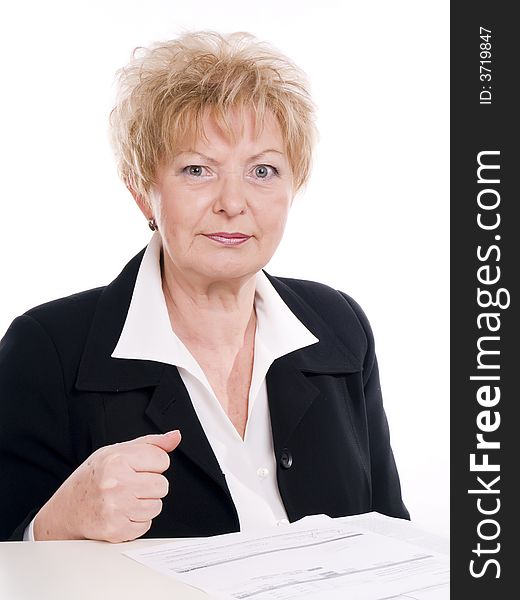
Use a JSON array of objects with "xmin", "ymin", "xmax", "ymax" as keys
[{"xmin": 280, "ymin": 448, "xmax": 293, "ymax": 469}]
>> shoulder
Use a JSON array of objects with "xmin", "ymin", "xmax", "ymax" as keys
[
  {"xmin": 20, "ymin": 286, "xmax": 105, "ymax": 352},
  {"xmin": 272, "ymin": 275, "xmax": 370, "ymax": 321},
  {"xmin": 1, "ymin": 246, "xmax": 145, "ymax": 383},
  {"xmin": 0, "ymin": 287, "xmax": 106, "ymax": 380},
  {"xmin": 264, "ymin": 272, "xmax": 375, "ymax": 358},
  {"xmin": 24, "ymin": 286, "xmax": 104, "ymax": 336},
  {"xmin": 2, "ymin": 245, "xmax": 146, "ymax": 357}
]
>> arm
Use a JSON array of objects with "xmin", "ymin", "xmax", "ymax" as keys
[
  {"xmin": 0, "ymin": 314, "xmax": 179, "ymax": 542},
  {"xmin": 0, "ymin": 315, "xmax": 77, "ymax": 540},
  {"xmin": 339, "ymin": 292, "xmax": 410, "ymax": 520}
]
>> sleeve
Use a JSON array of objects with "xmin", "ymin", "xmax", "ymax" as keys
[
  {"xmin": 0, "ymin": 315, "xmax": 77, "ymax": 541},
  {"xmin": 339, "ymin": 292, "xmax": 410, "ymax": 520},
  {"xmin": 23, "ymin": 517, "xmax": 36, "ymax": 541}
]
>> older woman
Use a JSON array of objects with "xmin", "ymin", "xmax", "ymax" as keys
[{"xmin": 0, "ymin": 31, "xmax": 408, "ymax": 543}]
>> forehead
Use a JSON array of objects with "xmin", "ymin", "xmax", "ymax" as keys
[{"xmin": 180, "ymin": 106, "xmax": 285, "ymax": 152}]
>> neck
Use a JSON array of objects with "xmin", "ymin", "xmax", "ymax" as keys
[{"xmin": 161, "ymin": 253, "xmax": 257, "ymax": 352}]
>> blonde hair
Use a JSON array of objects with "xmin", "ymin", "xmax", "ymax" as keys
[{"xmin": 109, "ymin": 30, "xmax": 317, "ymax": 201}]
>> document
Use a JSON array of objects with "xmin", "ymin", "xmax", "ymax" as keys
[{"xmin": 124, "ymin": 513, "xmax": 449, "ymax": 600}]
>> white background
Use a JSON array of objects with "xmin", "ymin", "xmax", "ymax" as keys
[{"xmin": 0, "ymin": 1, "xmax": 449, "ymax": 536}]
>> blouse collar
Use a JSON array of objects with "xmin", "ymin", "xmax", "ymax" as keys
[{"xmin": 111, "ymin": 232, "xmax": 319, "ymax": 380}]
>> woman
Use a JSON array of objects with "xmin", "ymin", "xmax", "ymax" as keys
[{"xmin": 0, "ymin": 31, "xmax": 408, "ymax": 543}]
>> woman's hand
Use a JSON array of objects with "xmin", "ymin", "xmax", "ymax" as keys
[{"xmin": 33, "ymin": 430, "xmax": 181, "ymax": 543}]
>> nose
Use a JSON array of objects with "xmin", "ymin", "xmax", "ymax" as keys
[{"xmin": 212, "ymin": 173, "xmax": 247, "ymax": 217}]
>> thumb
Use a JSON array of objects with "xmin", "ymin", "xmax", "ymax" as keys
[{"xmin": 132, "ymin": 430, "xmax": 182, "ymax": 452}]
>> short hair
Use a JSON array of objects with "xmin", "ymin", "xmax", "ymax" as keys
[{"xmin": 109, "ymin": 30, "xmax": 318, "ymax": 202}]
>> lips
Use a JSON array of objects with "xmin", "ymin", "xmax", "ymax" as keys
[{"xmin": 202, "ymin": 232, "xmax": 252, "ymax": 246}]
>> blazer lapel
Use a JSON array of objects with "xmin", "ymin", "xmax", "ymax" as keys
[
  {"xmin": 266, "ymin": 354, "xmax": 321, "ymax": 449},
  {"xmin": 73, "ymin": 246, "xmax": 364, "ymax": 495},
  {"xmin": 75, "ymin": 248, "xmax": 163, "ymax": 392},
  {"xmin": 263, "ymin": 271, "xmax": 364, "ymax": 454},
  {"xmin": 75, "ymin": 246, "xmax": 227, "ymax": 493},
  {"xmin": 144, "ymin": 364, "xmax": 227, "ymax": 488}
]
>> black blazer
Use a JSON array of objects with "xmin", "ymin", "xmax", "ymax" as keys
[{"xmin": 0, "ymin": 246, "xmax": 409, "ymax": 541}]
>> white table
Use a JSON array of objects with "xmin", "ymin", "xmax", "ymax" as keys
[
  {"xmin": 0, "ymin": 538, "xmax": 212, "ymax": 600},
  {"xmin": 1, "ymin": 514, "xmax": 449, "ymax": 600}
]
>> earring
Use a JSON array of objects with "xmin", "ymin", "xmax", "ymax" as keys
[{"xmin": 148, "ymin": 217, "xmax": 157, "ymax": 231}]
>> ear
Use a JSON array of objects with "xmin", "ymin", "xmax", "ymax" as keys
[{"xmin": 126, "ymin": 181, "xmax": 152, "ymax": 221}]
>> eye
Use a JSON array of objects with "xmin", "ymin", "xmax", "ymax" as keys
[
  {"xmin": 183, "ymin": 165, "xmax": 207, "ymax": 177},
  {"xmin": 253, "ymin": 164, "xmax": 278, "ymax": 179}
]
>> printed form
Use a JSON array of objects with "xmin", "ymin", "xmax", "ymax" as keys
[{"xmin": 124, "ymin": 513, "xmax": 449, "ymax": 600}]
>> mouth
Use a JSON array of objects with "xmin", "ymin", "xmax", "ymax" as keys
[{"xmin": 202, "ymin": 232, "xmax": 252, "ymax": 246}]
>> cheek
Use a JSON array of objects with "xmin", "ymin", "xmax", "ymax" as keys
[
  {"xmin": 158, "ymin": 196, "xmax": 201, "ymax": 232},
  {"xmin": 257, "ymin": 196, "xmax": 291, "ymax": 237}
]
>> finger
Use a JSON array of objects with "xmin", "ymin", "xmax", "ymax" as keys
[
  {"xmin": 128, "ymin": 430, "xmax": 182, "ymax": 453},
  {"xmin": 132, "ymin": 472, "xmax": 169, "ymax": 499},
  {"xmin": 122, "ymin": 520, "xmax": 153, "ymax": 542},
  {"xmin": 127, "ymin": 498, "xmax": 163, "ymax": 522},
  {"xmin": 103, "ymin": 518, "xmax": 152, "ymax": 544},
  {"xmin": 124, "ymin": 443, "xmax": 171, "ymax": 473}
]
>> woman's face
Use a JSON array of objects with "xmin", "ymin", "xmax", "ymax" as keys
[{"xmin": 147, "ymin": 108, "xmax": 295, "ymax": 285}]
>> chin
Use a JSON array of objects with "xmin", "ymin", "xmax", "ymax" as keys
[{"xmin": 196, "ymin": 258, "xmax": 264, "ymax": 282}]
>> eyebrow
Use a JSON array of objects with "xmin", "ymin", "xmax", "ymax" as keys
[{"xmin": 174, "ymin": 149, "xmax": 285, "ymax": 164}]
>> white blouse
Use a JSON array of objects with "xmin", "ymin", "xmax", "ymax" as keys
[{"xmin": 25, "ymin": 233, "xmax": 319, "ymax": 539}]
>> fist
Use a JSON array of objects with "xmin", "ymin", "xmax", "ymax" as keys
[{"xmin": 34, "ymin": 430, "xmax": 181, "ymax": 543}]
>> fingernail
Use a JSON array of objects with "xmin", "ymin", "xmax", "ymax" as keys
[{"xmin": 166, "ymin": 429, "xmax": 180, "ymax": 435}]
